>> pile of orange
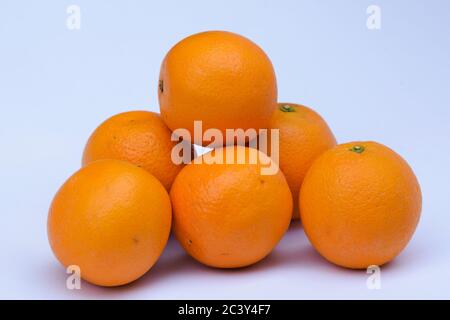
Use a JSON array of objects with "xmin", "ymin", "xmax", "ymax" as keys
[{"xmin": 47, "ymin": 31, "xmax": 422, "ymax": 287}]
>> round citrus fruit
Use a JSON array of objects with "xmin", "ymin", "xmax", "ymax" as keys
[
  {"xmin": 300, "ymin": 141, "xmax": 422, "ymax": 269},
  {"xmin": 170, "ymin": 146, "xmax": 292, "ymax": 268},
  {"xmin": 264, "ymin": 103, "xmax": 336, "ymax": 219},
  {"xmin": 82, "ymin": 110, "xmax": 193, "ymax": 190},
  {"xmin": 158, "ymin": 31, "xmax": 277, "ymax": 147},
  {"xmin": 47, "ymin": 159, "xmax": 172, "ymax": 286}
]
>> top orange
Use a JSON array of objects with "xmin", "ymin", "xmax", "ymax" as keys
[{"xmin": 158, "ymin": 31, "xmax": 277, "ymax": 147}]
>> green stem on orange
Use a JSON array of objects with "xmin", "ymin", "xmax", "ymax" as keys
[
  {"xmin": 349, "ymin": 145, "xmax": 365, "ymax": 154},
  {"xmin": 279, "ymin": 104, "xmax": 295, "ymax": 112}
]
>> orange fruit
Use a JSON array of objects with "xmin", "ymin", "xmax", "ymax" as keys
[
  {"xmin": 170, "ymin": 146, "xmax": 292, "ymax": 268},
  {"xmin": 47, "ymin": 159, "xmax": 172, "ymax": 286},
  {"xmin": 300, "ymin": 141, "xmax": 422, "ymax": 269},
  {"xmin": 82, "ymin": 111, "xmax": 193, "ymax": 190},
  {"xmin": 158, "ymin": 31, "xmax": 277, "ymax": 146},
  {"xmin": 263, "ymin": 103, "xmax": 336, "ymax": 219}
]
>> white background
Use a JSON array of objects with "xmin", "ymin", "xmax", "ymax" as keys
[{"xmin": 1, "ymin": 0, "xmax": 449, "ymax": 299}]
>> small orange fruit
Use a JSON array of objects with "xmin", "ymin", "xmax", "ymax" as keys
[
  {"xmin": 300, "ymin": 141, "xmax": 422, "ymax": 269},
  {"xmin": 158, "ymin": 31, "xmax": 277, "ymax": 146},
  {"xmin": 47, "ymin": 160, "xmax": 172, "ymax": 286},
  {"xmin": 170, "ymin": 146, "xmax": 292, "ymax": 268},
  {"xmin": 265, "ymin": 103, "xmax": 336, "ymax": 219},
  {"xmin": 82, "ymin": 111, "xmax": 193, "ymax": 190}
]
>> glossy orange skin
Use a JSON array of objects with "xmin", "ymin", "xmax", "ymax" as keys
[
  {"xmin": 300, "ymin": 142, "xmax": 422, "ymax": 269},
  {"xmin": 47, "ymin": 160, "xmax": 172, "ymax": 286},
  {"xmin": 170, "ymin": 146, "xmax": 292, "ymax": 268},
  {"xmin": 268, "ymin": 103, "xmax": 336, "ymax": 219},
  {"xmin": 82, "ymin": 111, "xmax": 193, "ymax": 190},
  {"xmin": 158, "ymin": 31, "xmax": 277, "ymax": 147}
]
